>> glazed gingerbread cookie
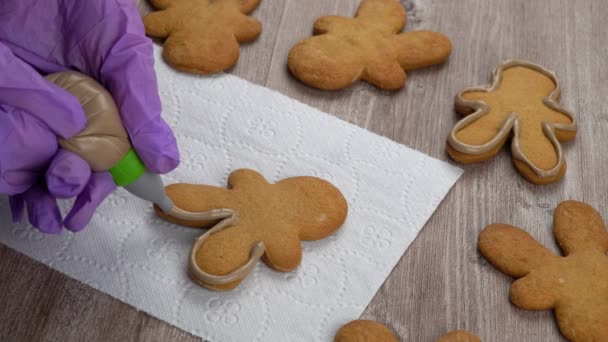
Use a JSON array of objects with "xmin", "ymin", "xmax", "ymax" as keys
[
  {"xmin": 479, "ymin": 201, "xmax": 608, "ymax": 341},
  {"xmin": 436, "ymin": 330, "xmax": 481, "ymax": 342},
  {"xmin": 288, "ymin": 0, "xmax": 452, "ymax": 90},
  {"xmin": 143, "ymin": 0, "xmax": 262, "ymax": 74},
  {"xmin": 334, "ymin": 320, "xmax": 398, "ymax": 342},
  {"xmin": 155, "ymin": 169, "xmax": 348, "ymax": 291},
  {"xmin": 447, "ymin": 60, "xmax": 577, "ymax": 184}
]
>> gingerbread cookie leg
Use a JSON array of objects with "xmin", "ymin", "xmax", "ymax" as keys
[
  {"xmin": 363, "ymin": 61, "xmax": 406, "ymax": 90},
  {"xmin": 553, "ymin": 200, "xmax": 608, "ymax": 254},
  {"xmin": 436, "ymin": 330, "xmax": 481, "ymax": 342},
  {"xmin": 334, "ymin": 320, "xmax": 398, "ymax": 342},
  {"xmin": 188, "ymin": 212, "xmax": 266, "ymax": 290}
]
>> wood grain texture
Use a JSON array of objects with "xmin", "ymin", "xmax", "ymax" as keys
[{"xmin": 2, "ymin": 0, "xmax": 607, "ymax": 341}]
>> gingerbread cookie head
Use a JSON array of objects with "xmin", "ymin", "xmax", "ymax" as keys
[
  {"xmin": 156, "ymin": 169, "xmax": 348, "ymax": 291},
  {"xmin": 143, "ymin": 0, "xmax": 262, "ymax": 74},
  {"xmin": 436, "ymin": 330, "xmax": 481, "ymax": 342},
  {"xmin": 479, "ymin": 201, "xmax": 608, "ymax": 341},
  {"xmin": 334, "ymin": 320, "xmax": 398, "ymax": 342},
  {"xmin": 447, "ymin": 60, "xmax": 577, "ymax": 184},
  {"xmin": 287, "ymin": 0, "xmax": 451, "ymax": 90}
]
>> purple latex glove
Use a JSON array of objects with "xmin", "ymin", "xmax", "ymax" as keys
[
  {"xmin": 0, "ymin": 56, "xmax": 117, "ymax": 232},
  {"xmin": 0, "ymin": 0, "xmax": 179, "ymax": 232},
  {"xmin": 10, "ymin": 169, "xmax": 116, "ymax": 234},
  {"xmin": 0, "ymin": 43, "xmax": 113, "ymax": 233},
  {"xmin": 0, "ymin": 101, "xmax": 116, "ymax": 234}
]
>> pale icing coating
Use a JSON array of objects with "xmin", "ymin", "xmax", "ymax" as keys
[{"xmin": 181, "ymin": 210, "xmax": 267, "ymax": 286}]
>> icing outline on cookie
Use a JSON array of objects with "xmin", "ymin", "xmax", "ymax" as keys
[
  {"xmin": 447, "ymin": 59, "xmax": 577, "ymax": 178},
  {"xmin": 186, "ymin": 210, "xmax": 266, "ymax": 286},
  {"xmin": 168, "ymin": 207, "xmax": 235, "ymax": 223}
]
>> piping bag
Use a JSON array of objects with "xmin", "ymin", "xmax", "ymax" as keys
[{"xmin": 45, "ymin": 71, "xmax": 233, "ymax": 223}]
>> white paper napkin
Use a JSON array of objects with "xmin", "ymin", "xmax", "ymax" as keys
[{"xmin": 0, "ymin": 45, "xmax": 462, "ymax": 341}]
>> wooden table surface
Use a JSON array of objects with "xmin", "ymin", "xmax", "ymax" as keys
[{"xmin": 1, "ymin": 0, "xmax": 606, "ymax": 341}]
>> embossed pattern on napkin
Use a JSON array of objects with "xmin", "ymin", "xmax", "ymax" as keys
[{"xmin": 0, "ymin": 45, "xmax": 462, "ymax": 342}]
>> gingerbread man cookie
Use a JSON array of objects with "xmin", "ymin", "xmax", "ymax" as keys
[
  {"xmin": 479, "ymin": 201, "xmax": 608, "ymax": 341},
  {"xmin": 436, "ymin": 330, "xmax": 481, "ymax": 342},
  {"xmin": 334, "ymin": 320, "xmax": 398, "ymax": 342},
  {"xmin": 447, "ymin": 60, "xmax": 577, "ymax": 184},
  {"xmin": 288, "ymin": 0, "xmax": 452, "ymax": 90},
  {"xmin": 156, "ymin": 169, "xmax": 348, "ymax": 291},
  {"xmin": 144, "ymin": 0, "xmax": 262, "ymax": 74}
]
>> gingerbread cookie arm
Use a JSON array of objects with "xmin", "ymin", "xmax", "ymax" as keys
[
  {"xmin": 155, "ymin": 183, "xmax": 236, "ymax": 228},
  {"xmin": 393, "ymin": 31, "xmax": 452, "ymax": 70},
  {"xmin": 239, "ymin": 0, "xmax": 261, "ymax": 14},
  {"xmin": 232, "ymin": 15, "xmax": 262, "ymax": 42},
  {"xmin": 478, "ymin": 224, "xmax": 558, "ymax": 278},
  {"xmin": 448, "ymin": 100, "xmax": 516, "ymax": 163},
  {"xmin": 227, "ymin": 168, "xmax": 268, "ymax": 188},
  {"xmin": 553, "ymin": 200, "xmax": 608, "ymax": 255},
  {"xmin": 313, "ymin": 16, "xmax": 351, "ymax": 34},
  {"xmin": 454, "ymin": 88, "xmax": 488, "ymax": 116},
  {"xmin": 143, "ymin": 10, "xmax": 175, "ymax": 38},
  {"xmin": 355, "ymin": 0, "xmax": 406, "ymax": 33},
  {"xmin": 510, "ymin": 275, "xmax": 558, "ymax": 310}
]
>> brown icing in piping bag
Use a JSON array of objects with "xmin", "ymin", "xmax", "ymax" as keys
[{"xmin": 45, "ymin": 70, "xmax": 232, "ymax": 222}]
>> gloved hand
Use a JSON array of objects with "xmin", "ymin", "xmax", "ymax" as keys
[{"xmin": 0, "ymin": 0, "xmax": 179, "ymax": 233}]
